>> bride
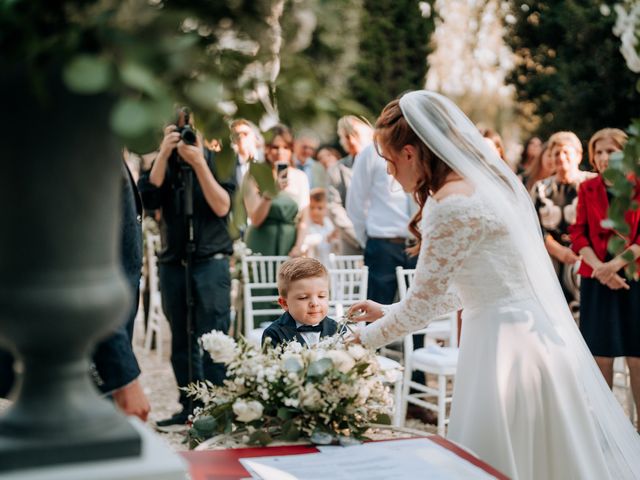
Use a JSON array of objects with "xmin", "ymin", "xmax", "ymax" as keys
[{"xmin": 348, "ymin": 91, "xmax": 640, "ymax": 479}]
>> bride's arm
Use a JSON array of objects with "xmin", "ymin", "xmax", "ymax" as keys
[{"xmin": 359, "ymin": 200, "xmax": 483, "ymax": 349}]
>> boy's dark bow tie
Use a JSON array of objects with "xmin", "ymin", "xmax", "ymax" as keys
[{"xmin": 296, "ymin": 324, "xmax": 322, "ymax": 333}]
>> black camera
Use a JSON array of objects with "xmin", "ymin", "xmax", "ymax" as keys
[{"xmin": 176, "ymin": 108, "xmax": 197, "ymax": 146}]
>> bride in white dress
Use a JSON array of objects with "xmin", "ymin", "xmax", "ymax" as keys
[{"xmin": 348, "ymin": 91, "xmax": 640, "ymax": 479}]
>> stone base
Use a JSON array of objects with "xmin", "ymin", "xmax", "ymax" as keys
[
  {"xmin": 2, "ymin": 418, "xmax": 187, "ymax": 480},
  {"xmin": 0, "ymin": 414, "xmax": 141, "ymax": 472}
]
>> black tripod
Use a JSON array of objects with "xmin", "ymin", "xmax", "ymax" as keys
[{"xmin": 180, "ymin": 162, "xmax": 196, "ymax": 415}]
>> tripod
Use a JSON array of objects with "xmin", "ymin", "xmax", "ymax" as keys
[{"xmin": 180, "ymin": 162, "xmax": 196, "ymax": 416}]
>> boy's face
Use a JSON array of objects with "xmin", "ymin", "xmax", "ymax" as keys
[
  {"xmin": 309, "ymin": 200, "xmax": 327, "ymax": 225},
  {"xmin": 278, "ymin": 276, "xmax": 329, "ymax": 325}
]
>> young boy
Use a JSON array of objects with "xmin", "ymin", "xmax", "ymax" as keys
[
  {"xmin": 262, "ymin": 257, "xmax": 338, "ymax": 347},
  {"xmin": 302, "ymin": 188, "xmax": 338, "ymax": 265}
]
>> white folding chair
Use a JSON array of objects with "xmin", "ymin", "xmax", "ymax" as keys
[
  {"xmin": 328, "ymin": 254, "xmax": 365, "ymax": 270},
  {"xmin": 613, "ymin": 357, "xmax": 637, "ymax": 426},
  {"xmin": 241, "ymin": 255, "xmax": 289, "ymax": 346},
  {"xmin": 395, "ymin": 267, "xmax": 458, "ymax": 435},
  {"xmin": 144, "ymin": 233, "xmax": 167, "ymax": 360},
  {"xmin": 328, "ymin": 266, "xmax": 368, "ymax": 314}
]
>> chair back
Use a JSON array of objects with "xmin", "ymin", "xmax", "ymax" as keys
[
  {"xmin": 328, "ymin": 254, "xmax": 365, "ymax": 270},
  {"xmin": 396, "ymin": 266, "xmax": 458, "ymax": 348},
  {"xmin": 328, "ymin": 266, "xmax": 368, "ymax": 315},
  {"xmin": 241, "ymin": 255, "xmax": 289, "ymax": 337}
]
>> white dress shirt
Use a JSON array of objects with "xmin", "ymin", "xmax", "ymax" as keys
[
  {"xmin": 294, "ymin": 320, "xmax": 321, "ymax": 346},
  {"xmin": 346, "ymin": 143, "xmax": 415, "ymax": 248}
]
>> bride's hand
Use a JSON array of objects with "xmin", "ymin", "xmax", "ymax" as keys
[{"xmin": 347, "ymin": 300, "xmax": 385, "ymax": 322}]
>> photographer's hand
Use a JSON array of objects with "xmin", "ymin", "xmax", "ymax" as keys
[
  {"xmin": 178, "ymin": 137, "xmax": 231, "ymax": 217},
  {"xmin": 149, "ymin": 125, "xmax": 181, "ymax": 187}
]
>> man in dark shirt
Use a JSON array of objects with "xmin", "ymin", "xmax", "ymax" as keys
[{"xmin": 138, "ymin": 112, "xmax": 236, "ymax": 428}]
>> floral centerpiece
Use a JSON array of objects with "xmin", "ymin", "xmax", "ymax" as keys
[{"xmin": 185, "ymin": 332, "xmax": 398, "ymax": 448}]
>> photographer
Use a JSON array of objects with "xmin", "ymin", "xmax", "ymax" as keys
[{"xmin": 138, "ymin": 109, "xmax": 236, "ymax": 428}]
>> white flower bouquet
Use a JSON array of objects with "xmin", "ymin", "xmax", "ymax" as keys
[{"xmin": 185, "ymin": 331, "xmax": 397, "ymax": 448}]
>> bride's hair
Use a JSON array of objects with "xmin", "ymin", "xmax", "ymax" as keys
[{"xmin": 375, "ymin": 98, "xmax": 452, "ymax": 255}]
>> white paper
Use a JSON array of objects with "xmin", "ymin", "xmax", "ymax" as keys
[{"xmin": 240, "ymin": 439, "xmax": 496, "ymax": 480}]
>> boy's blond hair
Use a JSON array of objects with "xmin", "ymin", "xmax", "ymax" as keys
[{"xmin": 277, "ymin": 257, "xmax": 329, "ymax": 297}]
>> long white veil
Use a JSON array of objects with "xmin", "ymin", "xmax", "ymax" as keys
[{"xmin": 399, "ymin": 90, "xmax": 640, "ymax": 478}]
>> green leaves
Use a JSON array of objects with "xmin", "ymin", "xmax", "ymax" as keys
[
  {"xmin": 306, "ymin": 358, "xmax": 332, "ymax": 379},
  {"xmin": 193, "ymin": 416, "xmax": 217, "ymax": 436},
  {"xmin": 119, "ymin": 62, "xmax": 165, "ymax": 98},
  {"xmin": 248, "ymin": 162, "xmax": 277, "ymax": 197},
  {"xmin": 185, "ymin": 77, "xmax": 224, "ymax": 110},
  {"xmin": 248, "ymin": 429, "xmax": 272, "ymax": 446},
  {"xmin": 63, "ymin": 55, "xmax": 112, "ymax": 94}
]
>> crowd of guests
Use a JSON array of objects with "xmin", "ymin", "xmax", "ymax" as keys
[{"xmin": 98, "ymin": 108, "xmax": 640, "ymax": 430}]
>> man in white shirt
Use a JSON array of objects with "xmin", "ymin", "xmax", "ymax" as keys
[{"xmin": 346, "ymin": 143, "xmax": 417, "ymax": 304}]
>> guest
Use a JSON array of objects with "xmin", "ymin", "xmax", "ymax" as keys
[
  {"xmin": 569, "ymin": 127, "xmax": 640, "ymax": 424},
  {"xmin": 523, "ymin": 141, "xmax": 555, "ymax": 194},
  {"xmin": 532, "ymin": 131, "xmax": 596, "ymax": 308},
  {"xmin": 294, "ymin": 130, "xmax": 324, "ymax": 189},
  {"xmin": 243, "ymin": 124, "xmax": 308, "ymax": 256},
  {"xmin": 262, "ymin": 258, "xmax": 338, "ymax": 348},
  {"xmin": 481, "ymin": 128, "xmax": 507, "ymax": 163},
  {"xmin": 517, "ymin": 136, "xmax": 543, "ymax": 176},
  {"xmin": 347, "ymin": 143, "xmax": 417, "ymax": 304},
  {"xmin": 230, "ymin": 119, "xmax": 264, "ymax": 186},
  {"xmin": 302, "ymin": 188, "xmax": 338, "ymax": 265},
  {"xmin": 328, "ymin": 116, "xmax": 374, "ymax": 255}
]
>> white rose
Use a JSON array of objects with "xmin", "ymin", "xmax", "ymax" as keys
[
  {"xmin": 200, "ymin": 331, "xmax": 237, "ymax": 364},
  {"xmin": 347, "ymin": 344, "xmax": 367, "ymax": 361},
  {"xmin": 326, "ymin": 350, "xmax": 355, "ymax": 374},
  {"xmin": 232, "ymin": 399, "xmax": 264, "ymax": 423}
]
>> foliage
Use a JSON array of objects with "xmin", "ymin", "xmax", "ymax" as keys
[
  {"xmin": 0, "ymin": 0, "xmax": 369, "ymax": 155},
  {"xmin": 349, "ymin": 0, "xmax": 436, "ymax": 118},
  {"xmin": 185, "ymin": 333, "xmax": 397, "ymax": 448},
  {"xmin": 505, "ymin": 1, "xmax": 640, "ymax": 143},
  {"xmin": 605, "ymin": 1, "xmax": 640, "ymax": 279}
]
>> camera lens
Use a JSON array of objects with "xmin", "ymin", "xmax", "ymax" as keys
[{"xmin": 181, "ymin": 127, "xmax": 197, "ymax": 146}]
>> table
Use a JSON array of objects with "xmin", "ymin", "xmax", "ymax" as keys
[{"xmin": 181, "ymin": 436, "xmax": 509, "ymax": 480}]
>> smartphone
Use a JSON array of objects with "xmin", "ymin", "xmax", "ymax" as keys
[{"xmin": 276, "ymin": 163, "xmax": 288, "ymax": 179}]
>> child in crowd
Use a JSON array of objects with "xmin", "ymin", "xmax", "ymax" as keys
[
  {"xmin": 302, "ymin": 188, "xmax": 338, "ymax": 265},
  {"xmin": 262, "ymin": 258, "xmax": 338, "ymax": 347}
]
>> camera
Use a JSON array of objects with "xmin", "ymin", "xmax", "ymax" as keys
[{"xmin": 176, "ymin": 108, "xmax": 197, "ymax": 146}]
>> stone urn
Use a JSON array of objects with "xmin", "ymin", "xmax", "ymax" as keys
[{"xmin": 0, "ymin": 67, "xmax": 141, "ymax": 471}]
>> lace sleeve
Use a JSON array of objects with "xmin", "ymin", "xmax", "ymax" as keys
[{"xmin": 360, "ymin": 197, "xmax": 484, "ymax": 349}]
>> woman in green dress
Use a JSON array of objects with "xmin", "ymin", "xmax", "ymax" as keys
[{"xmin": 243, "ymin": 124, "xmax": 308, "ymax": 256}]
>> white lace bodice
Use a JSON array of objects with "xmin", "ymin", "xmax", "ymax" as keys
[{"xmin": 360, "ymin": 193, "xmax": 532, "ymax": 349}]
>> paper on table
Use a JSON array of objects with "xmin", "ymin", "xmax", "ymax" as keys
[{"xmin": 241, "ymin": 439, "xmax": 495, "ymax": 480}]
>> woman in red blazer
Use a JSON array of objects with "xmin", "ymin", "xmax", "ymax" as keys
[{"xmin": 569, "ymin": 128, "xmax": 640, "ymax": 426}]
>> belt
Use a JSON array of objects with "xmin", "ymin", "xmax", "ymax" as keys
[
  {"xmin": 369, "ymin": 236, "xmax": 411, "ymax": 245},
  {"xmin": 180, "ymin": 252, "xmax": 228, "ymax": 266}
]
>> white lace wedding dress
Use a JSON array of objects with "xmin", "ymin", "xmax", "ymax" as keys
[{"xmin": 360, "ymin": 192, "xmax": 617, "ymax": 480}]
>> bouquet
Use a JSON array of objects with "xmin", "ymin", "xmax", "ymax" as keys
[{"xmin": 185, "ymin": 332, "xmax": 399, "ymax": 448}]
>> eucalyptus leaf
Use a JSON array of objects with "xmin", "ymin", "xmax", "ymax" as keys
[
  {"xmin": 310, "ymin": 430, "xmax": 334, "ymax": 445},
  {"xmin": 280, "ymin": 420, "xmax": 301, "ymax": 441},
  {"xmin": 193, "ymin": 416, "xmax": 216, "ymax": 435},
  {"xmin": 119, "ymin": 62, "xmax": 164, "ymax": 98},
  {"xmin": 622, "ymin": 250, "xmax": 635, "ymax": 263},
  {"xmin": 110, "ymin": 99, "xmax": 155, "ymax": 139},
  {"xmin": 248, "ymin": 429, "xmax": 272, "ymax": 446},
  {"xmin": 185, "ymin": 78, "xmax": 224, "ymax": 110},
  {"xmin": 249, "ymin": 161, "xmax": 277, "ymax": 197},
  {"xmin": 608, "ymin": 236, "xmax": 626, "ymax": 256},
  {"xmin": 307, "ymin": 358, "xmax": 332, "ymax": 378},
  {"xmin": 373, "ymin": 413, "xmax": 392, "ymax": 425},
  {"xmin": 338, "ymin": 435, "xmax": 362, "ymax": 447},
  {"xmin": 63, "ymin": 55, "xmax": 112, "ymax": 94},
  {"xmin": 284, "ymin": 356, "xmax": 303, "ymax": 373},
  {"xmin": 277, "ymin": 407, "xmax": 293, "ymax": 421}
]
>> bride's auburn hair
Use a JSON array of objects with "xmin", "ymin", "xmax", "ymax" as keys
[{"xmin": 375, "ymin": 98, "xmax": 452, "ymax": 256}]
